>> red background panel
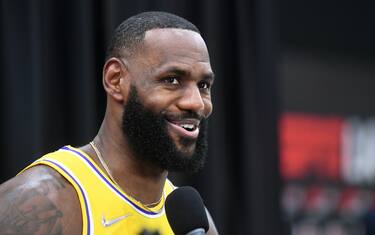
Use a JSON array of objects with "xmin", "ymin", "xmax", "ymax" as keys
[{"xmin": 279, "ymin": 112, "xmax": 344, "ymax": 180}]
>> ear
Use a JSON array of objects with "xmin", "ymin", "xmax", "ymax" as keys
[{"xmin": 102, "ymin": 57, "xmax": 129, "ymax": 102}]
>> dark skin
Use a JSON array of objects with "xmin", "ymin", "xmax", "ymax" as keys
[
  {"xmin": 0, "ymin": 166, "xmax": 81, "ymax": 234},
  {"xmin": 0, "ymin": 28, "xmax": 218, "ymax": 234}
]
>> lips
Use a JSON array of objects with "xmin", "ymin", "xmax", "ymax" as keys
[{"xmin": 166, "ymin": 118, "xmax": 200, "ymax": 139}]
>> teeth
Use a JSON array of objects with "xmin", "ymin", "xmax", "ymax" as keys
[{"xmin": 180, "ymin": 124, "xmax": 195, "ymax": 130}]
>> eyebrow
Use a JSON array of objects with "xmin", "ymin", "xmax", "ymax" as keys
[
  {"xmin": 166, "ymin": 67, "xmax": 188, "ymax": 76},
  {"xmin": 164, "ymin": 66, "xmax": 215, "ymax": 82},
  {"xmin": 203, "ymin": 72, "xmax": 215, "ymax": 82}
]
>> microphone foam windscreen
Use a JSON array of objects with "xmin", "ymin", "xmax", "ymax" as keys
[{"xmin": 165, "ymin": 186, "xmax": 209, "ymax": 234}]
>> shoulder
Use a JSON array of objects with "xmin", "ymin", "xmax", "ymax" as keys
[{"xmin": 0, "ymin": 165, "xmax": 82, "ymax": 235}]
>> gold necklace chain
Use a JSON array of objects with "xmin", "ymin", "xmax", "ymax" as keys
[{"xmin": 89, "ymin": 141, "xmax": 164, "ymax": 209}]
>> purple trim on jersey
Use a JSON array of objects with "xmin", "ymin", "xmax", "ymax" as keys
[
  {"xmin": 61, "ymin": 146, "xmax": 160, "ymax": 216},
  {"xmin": 44, "ymin": 159, "xmax": 91, "ymax": 235}
]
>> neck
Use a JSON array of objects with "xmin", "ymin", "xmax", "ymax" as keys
[{"xmin": 83, "ymin": 114, "xmax": 168, "ymax": 205}]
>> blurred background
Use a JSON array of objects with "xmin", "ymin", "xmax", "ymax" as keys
[{"xmin": 1, "ymin": 0, "xmax": 375, "ymax": 234}]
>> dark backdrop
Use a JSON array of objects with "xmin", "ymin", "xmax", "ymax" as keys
[{"xmin": 0, "ymin": 1, "xmax": 282, "ymax": 234}]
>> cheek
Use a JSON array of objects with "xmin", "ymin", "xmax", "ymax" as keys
[{"xmin": 139, "ymin": 90, "xmax": 174, "ymax": 112}]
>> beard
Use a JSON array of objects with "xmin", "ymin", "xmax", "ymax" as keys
[{"xmin": 121, "ymin": 86, "xmax": 208, "ymax": 173}]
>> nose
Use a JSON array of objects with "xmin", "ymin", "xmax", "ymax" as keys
[{"xmin": 177, "ymin": 85, "xmax": 205, "ymax": 114}]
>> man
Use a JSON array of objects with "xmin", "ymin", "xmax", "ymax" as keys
[{"xmin": 0, "ymin": 11, "xmax": 217, "ymax": 235}]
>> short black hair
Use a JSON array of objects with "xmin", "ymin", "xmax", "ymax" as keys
[{"xmin": 106, "ymin": 11, "xmax": 201, "ymax": 60}]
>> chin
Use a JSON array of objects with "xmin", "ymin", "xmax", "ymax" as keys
[
  {"xmin": 176, "ymin": 146, "xmax": 196, "ymax": 159},
  {"xmin": 174, "ymin": 136, "xmax": 196, "ymax": 152}
]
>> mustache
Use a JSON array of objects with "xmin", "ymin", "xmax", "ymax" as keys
[{"xmin": 162, "ymin": 111, "xmax": 205, "ymax": 121}]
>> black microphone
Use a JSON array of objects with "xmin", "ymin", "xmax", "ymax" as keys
[{"xmin": 165, "ymin": 186, "xmax": 209, "ymax": 235}]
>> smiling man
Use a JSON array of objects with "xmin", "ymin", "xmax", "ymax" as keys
[{"xmin": 0, "ymin": 11, "xmax": 217, "ymax": 235}]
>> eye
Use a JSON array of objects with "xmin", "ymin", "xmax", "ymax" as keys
[
  {"xmin": 163, "ymin": 77, "xmax": 179, "ymax": 85},
  {"xmin": 198, "ymin": 81, "xmax": 211, "ymax": 90}
]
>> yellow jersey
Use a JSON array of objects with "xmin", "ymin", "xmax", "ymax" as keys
[{"xmin": 21, "ymin": 145, "xmax": 175, "ymax": 235}]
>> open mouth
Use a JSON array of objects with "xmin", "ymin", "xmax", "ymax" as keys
[
  {"xmin": 166, "ymin": 118, "xmax": 200, "ymax": 139},
  {"xmin": 178, "ymin": 123, "xmax": 198, "ymax": 131}
]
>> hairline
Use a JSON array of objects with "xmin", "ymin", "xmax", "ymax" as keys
[{"xmin": 111, "ymin": 27, "xmax": 202, "ymax": 62}]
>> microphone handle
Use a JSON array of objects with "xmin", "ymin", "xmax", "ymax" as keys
[{"xmin": 186, "ymin": 228, "xmax": 205, "ymax": 235}]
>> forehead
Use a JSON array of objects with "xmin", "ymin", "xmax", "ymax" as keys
[{"xmin": 137, "ymin": 28, "xmax": 211, "ymax": 70}]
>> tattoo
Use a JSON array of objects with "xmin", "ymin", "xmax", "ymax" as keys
[{"xmin": 0, "ymin": 168, "xmax": 67, "ymax": 235}]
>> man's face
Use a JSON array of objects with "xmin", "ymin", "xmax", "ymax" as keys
[{"xmin": 121, "ymin": 28, "xmax": 214, "ymax": 172}]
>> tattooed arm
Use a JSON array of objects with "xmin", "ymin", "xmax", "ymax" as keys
[{"xmin": 0, "ymin": 165, "xmax": 82, "ymax": 235}]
